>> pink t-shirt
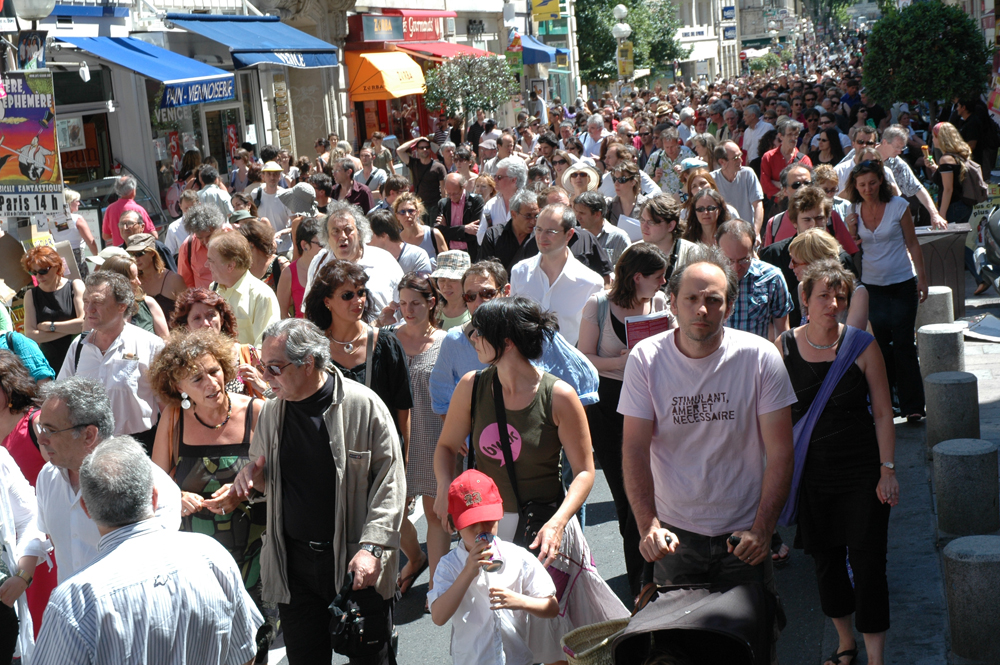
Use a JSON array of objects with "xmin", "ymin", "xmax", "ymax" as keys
[
  {"xmin": 618, "ymin": 327, "xmax": 797, "ymax": 537},
  {"xmin": 102, "ymin": 199, "xmax": 156, "ymax": 245}
]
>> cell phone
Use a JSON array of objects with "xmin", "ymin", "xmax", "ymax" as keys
[{"xmin": 727, "ymin": 534, "xmax": 742, "ymax": 548}]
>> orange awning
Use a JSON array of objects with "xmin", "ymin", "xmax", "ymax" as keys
[
  {"xmin": 394, "ymin": 41, "xmax": 492, "ymax": 62},
  {"xmin": 345, "ymin": 51, "xmax": 426, "ymax": 101}
]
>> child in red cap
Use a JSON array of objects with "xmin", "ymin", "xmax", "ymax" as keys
[{"xmin": 428, "ymin": 469, "xmax": 558, "ymax": 665}]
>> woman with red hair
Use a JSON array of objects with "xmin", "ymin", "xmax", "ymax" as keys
[{"xmin": 21, "ymin": 246, "xmax": 83, "ymax": 374}]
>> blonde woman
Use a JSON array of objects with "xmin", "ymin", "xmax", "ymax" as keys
[
  {"xmin": 393, "ymin": 192, "xmax": 448, "ymax": 259},
  {"xmin": 789, "ymin": 228, "xmax": 869, "ymax": 330},
  {"xmin": 929, "ymin": 122, "xmax": 974, "ymax": 224},
  {"xmin": 61, "ymin": 189, "xmax": 99, "ymax": 271}
]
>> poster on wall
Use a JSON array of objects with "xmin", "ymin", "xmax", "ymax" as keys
[
  {"xmin": 225, "ymin": 124, "xmax": 239, "ymax": 169},
  {"xmin": 0, "ymin": 71, "xmax": 63, "ymax": 216},
  {"xmin": 55, "ymin": 116, "xmax": 85, "ymax": 153},
  {"xmin": 17, "ymin": 31, "xmax": 46, "ymax": 71},
  {"xmin": 167, "ymin": 131, "xmax": 182, "ymax": 178}
]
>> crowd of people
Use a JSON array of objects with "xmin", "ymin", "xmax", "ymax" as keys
[{"xmin": 0, "ymin": 31, "xmax": 987, "ymax": 665}]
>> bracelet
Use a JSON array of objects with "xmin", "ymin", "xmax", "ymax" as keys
[{"xmin": 14, "ymin": 569, "xmax": 31, "ymax": 587}]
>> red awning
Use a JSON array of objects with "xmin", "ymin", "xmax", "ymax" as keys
[
  {"xmin": 395, "ymin": 41, "xmax": 492, "ymax": 60},
  {"xmin": 382, "ymin": 9, "xmax": 457, "ymax": 18}
]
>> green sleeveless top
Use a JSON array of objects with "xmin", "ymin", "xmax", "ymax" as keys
[
  {"xmin": 130, "ymin": 300, "xmax": 155, "ymax": 334},
  {"xmin": 471, "ymin": 365, "xmax": 562, "ymax": 511}
]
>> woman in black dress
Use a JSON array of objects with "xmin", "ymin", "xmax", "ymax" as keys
[
  {"xmin": 776, "ymin": 260, "xmax": 898, "ymax": 665},
  {"xmin": 808, "ymin": 128, "xmax": 846, "ymax": 167},
  {"xmin": 21, "ymin": 245, "xmax": 84, "ymax": 374}
]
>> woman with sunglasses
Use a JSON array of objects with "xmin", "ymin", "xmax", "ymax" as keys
[
  {"xmin": 845, "ymin": 155, "xmax": 928, "ymax": 423},
  {"xmin": 607, "ymin": 162, "xmax": 647, "ymax": 227},
  {"xmin": 849, "ymin": 105, "xmax": 871, "ymax": 133},
  {"xmin": 393, "ymin": 272, "xmax": 449, "ymax": 611},
  {"xmin": 809, "ymin": 128, "xmax": 847, "ymax": 167},
  {"xmin": 393, "ymin": 192, "xmax": 448, "ymax": 262},
  {"xmin": 21, "ymin": 245, "xmax": 84, "ymax": 374},
  {"xmin": 303, "ymin": 260, "xmax": 418, "ymax": 591},
  {"xmin": 550, "ymin": 150, "xmax": 576, "ymax": 186},
  {"xmin": 170, "ymin": 288, "xmax": 268, "ymax": 398},
  {"xmin": 683, "ymin": 188, "xmax": 731, "ymax": 247},
  {"xmin": 127, "ymin": 233, "xmax": 186, "ymax": 323},
  {"xmin": 149, "ymin": 328, "xmax": 273, "ymax": 656}
]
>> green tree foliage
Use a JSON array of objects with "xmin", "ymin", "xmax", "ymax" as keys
[
  {"xmin": 812, "ymin": 0, "xmax": 852, "ymax": 35},
  {"xmin": 863, "ymin": 1, "xmax": 991, "ymax": 108},
  {"xmin": 575, "ymin": 0, "xmax": 690, "ymax": 82},
  {"xmin": 424, "ymin": 54, "xmax": 520, "ymax": 117}
]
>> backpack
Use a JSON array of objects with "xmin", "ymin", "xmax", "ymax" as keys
[{"xmin": 955, "ymin": 155, "xmax": 989, "ymax": 204}]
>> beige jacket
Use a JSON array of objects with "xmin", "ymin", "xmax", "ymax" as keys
[{"xmin": 251, "ymin": 367, "xmax": 406, "ymax": 603}]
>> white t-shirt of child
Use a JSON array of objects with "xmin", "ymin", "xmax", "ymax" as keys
[
  {"xmin": 428, "ymin": 536, "xmax": 556, "ymax": 665},
  {"xmin": 618, "ymin": 327, "xmax": 797, "ymax": 537}
]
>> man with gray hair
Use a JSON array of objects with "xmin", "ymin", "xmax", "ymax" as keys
[
  {"xmin": 178, "ymin": 203, "xmax": 230, "ymax": 289},
  {"xmin": 34, "ymin": 436, "xmax": 259, "ymax": 665},
  {"xmin": 478, "ymin": 156, "xmax": 528, "ymax": 245},
  {"xmin": 677, "ymin": 106, "xmax": 696, "ymax": 143},
  {"xmin": 58, "ymin": 271, "xmax": 165, "ymax": 454},
  {"xmin": 197, "ymin": 165, "xmax": 235, "ymax": 218},
  {"xmin": 233, "ymin": 318, "xmax": 405, "ymax": 665},
  {"xmin": 740, "ymin": 104, "xmax": 774, "ymax": 169},
  {"xmin": 875, "ymin": 125, "xmax": 947, "ymax": 229},
  {"xmin": 35, "ymin": 377, "xmax": 181, "ymax": 584},
  {"xmin": 101, "ymin": 174, "xmax": 156, "ymax": 246},
  {"xmin": 479, "ymin": 188, "xmax": 541, "ymax": 272},
  {"xmin": 583, "ymin": 113, "xmax": 611, "ymax": 158}
]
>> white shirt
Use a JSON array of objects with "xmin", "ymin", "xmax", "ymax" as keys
[
  {"xmin": 58, "ymin": 323, "xmax": 165, "ymax": 436},
  {"xmin": 36, "ymin": 461, "xmax": 182, "ymax": 584},
  {"xmin": 582, "ymin": 130, "xmax": 611, "ymax": 158},
  {"xmin": 305, "ymin": 246, "xmax": 403, "ymax": 315},
  {"xmin": 256, "ymin": 189, "xmax": 292, "ymax": 253},
  {"xmin": 479, "ymin": 195, "xmax": 511, "ymax": 245},
  {"xmin": 427, "ymin": 536, "xmax": 556, "ymax": 665},
  {"xmin": 678, "ymin": 122, "xmax": 693, "ymax": 143},
  {"xmin": 510, "ymin": 252, "xmax": 604, "ymax": 345},
  {"xmin": 163, "ymin": 217, "xmax": 190, "ymax": 257},
  {"xmin": 742, "ymin": 121, "xmax": 775, "ymax": 163},
  {"xmin": 33, "ymin": 519, "xmax": 262, "ymax": 665}
]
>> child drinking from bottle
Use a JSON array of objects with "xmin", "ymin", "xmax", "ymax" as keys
[{"xmin": 428, "ymin": 470, "xmax": 559, "ymax": 665}]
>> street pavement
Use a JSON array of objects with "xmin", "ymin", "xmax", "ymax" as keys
[{"xmin": 270, "ymin": 274, "xmax": 1000, "ymax": 665}]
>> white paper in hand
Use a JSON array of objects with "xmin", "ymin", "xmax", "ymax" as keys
[{"xmin": 618, "ymin": 215, "xmax": 644, "ymax": 242}]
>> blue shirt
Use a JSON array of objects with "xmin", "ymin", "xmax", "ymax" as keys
[
  {"xmin": 34, "ymin": 519, "xmax": 262, "ymax": 665},
  {"xmin": 429, "ymin": 325, "xmax": 600, "ymax": 415},
  {"xmin": 0, "ymin": 331, "xmax": 54, "ymax": 382},
  {"xmin": 724, "ymin": 259, "xmax": 793, "ymax": 340}
]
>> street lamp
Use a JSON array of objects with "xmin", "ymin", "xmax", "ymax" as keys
[
  {"xmin": 612, "ymin": 4, "xmax": 632, "ymax": 97},
  {"xmin": 14, "ymin": 0, "xmax": 56, "ymax": 26}
]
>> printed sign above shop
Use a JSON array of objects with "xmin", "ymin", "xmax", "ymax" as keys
[
  {"xmin": 361, "ymin": 15, "xmax": 404, "ymax": 41},
  {"xmin": 0, "ymin": 71, "xmax": 63, "ymax": 216},
  {"xmin": 722, "ymin": 6, "xmax": 736, "ymax": 19},
  {"xmin": 160, "ymin": 76, "xmax": 235, "ymax": 109},
  {"xmin": 402, "ymin": 15, "xmax": 441, "ymax": 41}
]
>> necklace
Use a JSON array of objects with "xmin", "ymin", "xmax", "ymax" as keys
[
  {"xmin": 329, "ymin": 324, "xmax": 366, "ymax": 353},
  {"xmin": 193, "ymin": 394, "xmax": 232, "ymax": 430},
  {"xmin": 805, "ymin": 325, "xmax": 840, "ymax": 350}
]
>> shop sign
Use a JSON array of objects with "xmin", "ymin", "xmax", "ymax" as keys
[
  {"xmin": 160, "ymin": 76, "xmax": 235, "ymax": 109},
  {"xmin": 531, "ymin": 0, "xmax": 561, "ymax": 22},
  {"xmin": 723, "ymin": 26, "xmax": 737, "ymax": 40},
  {"xmin": 403, "ymin": 15, "xmax": 441, "ymax": 41},
  {"xmin": 722, "ymin": 6, "xmax": 736, "ymax": 19},
  {"xmin": 362, "ymin": 15, "xmax": 404, "ymax": 41},
  {"xmin": 0, "ymin": 71, "xmax": 63, "ymax": 216}
]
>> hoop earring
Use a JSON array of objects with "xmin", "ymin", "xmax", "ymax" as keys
[{"xmin": 180, "ymin": 392, "xmax": 192, "ymax": 410}]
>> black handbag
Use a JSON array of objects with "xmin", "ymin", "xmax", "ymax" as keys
[
  {"xmin": 328, "ymin": 571, "xmax": 392, "ymax": 659},
  {"xmin": 488, "ymin": 372, "xmax": 559, "ymax": 551}
]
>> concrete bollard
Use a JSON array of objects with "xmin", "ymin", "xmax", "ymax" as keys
[
  {"xmin": 943, "ymin": 536, "xmax": 1000, "ymax": 661},
  {"xmin": 916, "ymin": 286, "xmax": 955, "ymax": 329},
  {"xmin": 918, "ymin": 323, "xmax": 965, "ymax": 379},
  {"xmin": 925, "ymin": 372, "xmax": 979, "ymax": 452},
  {"xmin": 932, "ymin": 439, "xmax": 999, "ymax": 535}
]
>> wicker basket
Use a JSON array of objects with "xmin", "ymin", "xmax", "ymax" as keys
[{"xmin": 560, "ymin": 618, "xmax": 630, "ymax": 665}]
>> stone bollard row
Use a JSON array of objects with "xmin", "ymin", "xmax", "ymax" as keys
[
  {"xmin": 917, "ymin": 323, "xmax": 965, "ymax": 379},
  {"xmin": 932, "ymin": 439, "xmax": 999, "ymax": 536},
  {"xmin": 944, "ymin": 536, "xmax": 1000, "ymax": 661},
  {"xmin": 924, "ymin": 371, "xmax": 979, "ymax": 453},
  {"xmin": 915, "ymin": 285, "xmax": 955, "ymax": 330}
]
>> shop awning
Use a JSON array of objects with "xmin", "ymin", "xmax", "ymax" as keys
[
  {"xmin": 345, "ymin": 51, "xmax": 426, "ymax": 101},
  {"xmin": 55, "ymin": 36, "xmax": 235, "ymax": 108},
  {"xmin": 519, "ymin": 34, "xmax": 569, "ymax": 65},
  {"xmin": 394, "ymin": 41, "xmax": 491, "ymax": 61},
  {"xmin": 165, "ymin": 13, "xmax": 339, "ymax": 69}
]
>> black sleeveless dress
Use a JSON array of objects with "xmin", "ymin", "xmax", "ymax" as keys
[
  {"xmin": 780, "ymin": 329, "xmax": 890, "ymax": 554},
  {"xmin": 31, "ymin": 281, "xmax": 75, "ymax": 374}
]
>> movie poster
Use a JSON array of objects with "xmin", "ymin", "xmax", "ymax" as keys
[{"xmin": 0, "ymin": 71, "xmax": 63, "ymax": 216}]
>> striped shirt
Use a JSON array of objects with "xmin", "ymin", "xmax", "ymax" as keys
[
  {"xmin": 34, "ymin": 519, "xmax": 262, "ymax": 665},
  {"xmin": 725, "ymin": 259, "xmax": 793, "ymax": 339}
]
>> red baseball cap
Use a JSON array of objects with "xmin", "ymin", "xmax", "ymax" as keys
[{"xmin": 448, "ymin": 470, "xmax": 504, "ymax": 531}]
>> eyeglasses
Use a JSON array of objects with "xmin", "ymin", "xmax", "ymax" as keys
[
  {"xmin": 262, "ymin": 361, "xmax": 293, "ymax": 377},
  {"xmin": 789, "ymin": 257, "xmax": 807, "ymax": 269},
  {"xmin": 397, "ymin": 208, "xmax": 418, "ymax": 216},
  {"xmin": 727, "ymin": 256, "xmax": 753, "ymax": 268},
  {"xmin": 534, "ymin": 227, "xmax": 564, "ymax": 238},
  {"xmin": 695, "ymin": 205, "xmax": 719, "ymax": 214},
  {"xmin": 339, "ymin": 288, "xmax": 367, "ymax": 301},
  {"xmin": 29, "ymin": 266, "xmax": 52, "ymax": 277},
  {"xmin": 790, "ymin": 180, "xmax": 814, "ymax": 190},
  {"xmin": 613, "ymin": 175, "xmax": 636, "ymax": 184},
  {"xmin": 462, "ymin": 287, "xmax": 498, "ymax": 303},
  {"xmin": 34, "ymin": 421, "xmax": 87, "ymax": 437},
  {"xmin": 856, "ymin": 140, "xmax": 877, "ymax": 147},
  {"xmin": 552, "ymin": 159, "xmax": 567, "ymax": 166}
]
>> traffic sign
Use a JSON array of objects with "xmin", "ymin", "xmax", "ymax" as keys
[{"xmin": 739, "ymin": 51, "xmax": 747, "ymax": 60}]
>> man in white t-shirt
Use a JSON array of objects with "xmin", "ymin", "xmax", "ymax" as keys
[
  {"xmin": 741, "ymin": 104, "xmax": 774, "ymax": 166},
  {"xmin": 619, "ymin": 245, "xmax": 796, "ymax": 594},
  {"xmin": 255, "ymin": 162, "xmax": 292, "ymax": 254}
]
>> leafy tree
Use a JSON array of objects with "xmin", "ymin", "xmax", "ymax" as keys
[
  {"xmin": 863, "ymin": 1, "xmax": 990, "ymax": 120},
  {"xmin": 424, "ymin": 54, "xmax": 520, "ymax": 118},
  {"xmin": 748, "ymin": 57, "xmax": 769, "ymax": 73},
  {"xmin": 575, "ymin": 0, "xmax": 689, "ymax": 83}
]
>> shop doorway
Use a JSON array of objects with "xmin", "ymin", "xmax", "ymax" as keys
[{"xmin": 201, "ymin": 103, "xmax": 245, "ymax": 176}]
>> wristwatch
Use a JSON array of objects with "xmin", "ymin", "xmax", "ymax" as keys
[
  {"xmin": 360, "ymin": 543, "xmax": 383, "ymax": 558},
  {"xmin": 881, "ymin": 462, "xmax": 895, "ymax": 470},
  {"xmin": 14, "ymin": 569, "xmax": 31, "ymax": 587},
  {"xmin": 48, "ymin": 322, "xmax": 55, "ymax": 333}
]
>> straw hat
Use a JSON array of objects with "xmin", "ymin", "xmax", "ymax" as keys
[{"xmin": 561, "ymin": 162, "xmax": 601, "ymax": 192}]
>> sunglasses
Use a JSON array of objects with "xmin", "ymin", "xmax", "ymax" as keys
[
  {"xmin": 695, "ymin": 205, "xmax": 719, "ymax": 213},
  {"xmin": 570, "ymin": 172, "xmax": 589, "ymax": 178},
  {"xmin": 552, "ymin": 159, "xmax": 567, "ymax": 166},
  {"xmin": 462, "ymin": 287, "xmax": 498, "ymax": 303},
  {"xmin": 397, "ymin": 208, "xmax": 418, "ymax": 216},
  {"xmin": 613, "ymin": 175, "xmax": 636, "ymax": 184},
  {"xmin": 339, "ymin": 288, "xmax": 367, "ymax": 301},
  {"xmin": 790, "ymin": 180, "xmax": 814, "ymax": 190},
  {"xmin": 856, "ymin": 140, "xmax": 877, "ymax": 147},
  {"xmin": 853, "ymin": 160, "xmax": 879, "ymax": 173},
  {"xmin": 29, "ymin": 267, "xmax": 52, "ymax": 277},
  {"xmin": 639, "ymin": 132, "xmax": 651, "ymax": 137},
  {"xmin": 262, "ymin": 361, "xmax": 293, "ymax": 377}
]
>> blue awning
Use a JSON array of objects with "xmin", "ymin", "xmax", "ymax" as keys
[
  {"xmin": 519, "ymin": 34, "xmax": 569, "ymax": 65},
  {"xmin": 56, "ymin": 36, "xmax": 235, "ymax": 108},
  {"xmin": 165, "ymin": 13, "xmax": 339, "ymax": 69}
]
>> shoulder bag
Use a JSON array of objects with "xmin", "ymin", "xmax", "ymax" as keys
[{"xmin": 328, "ymin": 571, "xmax": 392, "ymax": 660}]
